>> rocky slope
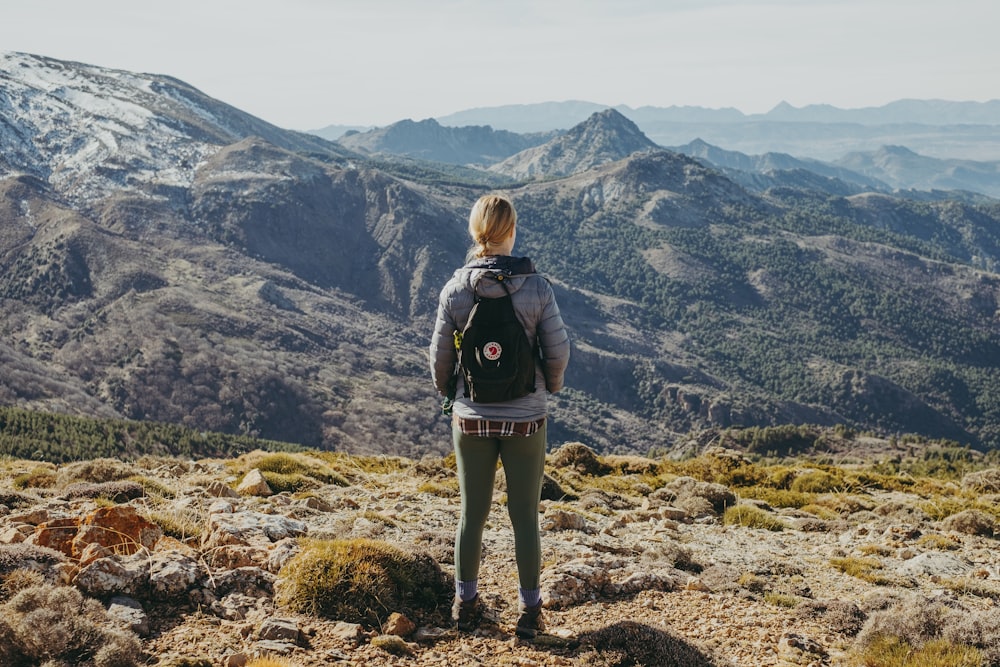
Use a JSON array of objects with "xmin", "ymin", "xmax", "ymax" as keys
[
  {"xmin": 489, "ymin": 109, "xmax": 659, "ymax": 180},
  {"xmin": 2, "ymin": 444, "xmax": 1000, "ymax": 666}
]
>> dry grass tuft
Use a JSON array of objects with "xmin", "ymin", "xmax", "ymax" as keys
[
  {"xmin": 722, "ymin": 505, "xmax": 785, "ymax": 531},
  {"xmin": 275, "ymin": 538, "xmax": 449, "ymax": 626}
]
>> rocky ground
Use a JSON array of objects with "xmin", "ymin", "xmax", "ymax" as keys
[{"xmin": 2, "ymin": 443, "xmax": 1000, "ymax": 666}]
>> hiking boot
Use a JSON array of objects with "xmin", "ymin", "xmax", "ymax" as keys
[
  {"xmin": 453, "ymin": 594, "xmax": 484, "ymax": 632},
  {"xmin": 515, "ymin": 601, "xmax": 546, "ymax": 640}
]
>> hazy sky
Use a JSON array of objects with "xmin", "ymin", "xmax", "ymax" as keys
[{"xmin": 4, "ymin": 0, "xmax": 998, "ymax": 130}]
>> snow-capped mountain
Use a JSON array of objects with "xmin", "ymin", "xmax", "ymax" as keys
[{"xmin": 0, "ymin": 51, "xmax": 344, "ymax": 202}]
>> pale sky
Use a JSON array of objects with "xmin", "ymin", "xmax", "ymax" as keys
[{"xmin": 4, "ymin": 0, "xmax": 999, "ymax": 131}]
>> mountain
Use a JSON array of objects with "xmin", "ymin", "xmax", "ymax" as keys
[
  {"xmin": 4, "ymin": 52, "xmax": 1000, "ymax": 457},
  {"xmin": 308, "ymin": 123, "xmax": 372, "ymax": 141},
  {"xmin": 335, "ymin": 117, "xmax": 558, "ymax": 165},
  {"xmin": 0, "ymin": 52, "xmax": 352, "ymax": 202},
  {"xmin": 434, "ymin": 100, "xmax": 1000, "ymax": 162},
  {"xmin": 835, "ymin": 146, "xmax": 1000, "ymax": 199},
  {"xmin": 489, "ymin": 109, "xmax": 659, "ymax": 180},
  {"xmin": 674, "ymin": 139, "xmax": 889, "ymax": 196}
]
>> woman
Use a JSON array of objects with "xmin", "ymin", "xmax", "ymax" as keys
[{"xmin": 429, "ymin": 193, "xmax": 570, "ymax": 639}]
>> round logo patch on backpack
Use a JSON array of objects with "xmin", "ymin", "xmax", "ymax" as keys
[{"xmin": 483, "ymin": 341, "xmax": 502, "ymax": 361}]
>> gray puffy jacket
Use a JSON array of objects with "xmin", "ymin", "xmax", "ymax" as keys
[{"xmin": 429, "ymin": 255, "xmax": 570, "ymax": 422}]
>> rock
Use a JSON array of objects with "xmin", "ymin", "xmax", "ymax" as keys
[
  {"xmin": 258, "ymin": 617, "xmax": 300, "ymax": 642},
  {"xmin": 265, "ymin": 538, "xmax": 300, "ymax": 573},
  {"xmin": 71, "ymin": 505, "xmax": 163, "ymax": 558},
  {"xmin": 541, "ymin": 558, "xmax": 613, "ymax": 608},
  {"xmin": 237, "ymin": 469, "xmax": 273, "ymax": 497},
  {"xmin": 75, "ymin": 553, "xmax": 149, "ymax": 596},
  {"xmin": 209, "ymin": 566, "xmax": 277, "ymax": 597},
  {"xmin": 413, "ymin": 626, "xmax": 450, "ymax": 642},
  {"xmin": 7, "ymin": 508, "xmax": 50, "ymax": 525},
  {"xmin": 302, "ymin": 495, "xmax": 333, "ymax": 512},
  {"xmin": 209, "ymin": 499, "xmax": 236, "ymax": 514},
  {"xmin": 542, "ymin": 509, "xmax": 589, "ymax": 532},
  {"xmin": 78, "ymin": 541, "xmax": 115, "ymax": 566},
  {"xmin": 0, "ymin": 526, "xmax": 27, "ymax": 544},
  {"xmin": 384, "ymin": 612, "xmax": 416, "ymax": 637},
  {"xmin": 32, "ymin": 517, "xmax": 80, "ymax": 556},
  {"xmin": 223, "ymin": 653, "xmax": 249, "ymax": 667},
  {"xmin": 207, "ymin": 480, "xmax": 240, "ymax": 498},
  {"xmin": 651, "ymin": 477, "xmax": 736, "ymax": 516},
  {"xmin": 107, "ymin": 595, "xmax": 150, "ymax": 636},
  {"xmin": 205, "ymin": 544, "xmax": 271, "ymax": 569},
  {"xmin": 212, "ymin": 592, "xmax": 270, "ymax": 621},
  {"xmin": 896, "ymin": 552, "xmax": 973, "ymax": 578},
  {"xmin": 62, "ymin": 480, "xmax": 145, "ymax": 502},
  {"xmin": 202, "ymin": 511, "xmax": 307, "ymax": 550},
  {"xmin": 778, "ymin": 633, "xmax": 827, "ymax": 664},
  {"xmin": 149, "ymin": 551, "xmax": 204, "ymax": 597},
  {"xmin": 684, "ymin": 576, "xmax": 711, "ymax": 592},
  {"xmin": 251, "ymin": 639, "xmax": 296, "ymax": 656},
  {"xmin": 331, "ymin": 621, "xmax": 365, "ymax": 642}
]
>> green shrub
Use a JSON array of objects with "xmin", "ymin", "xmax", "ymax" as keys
[
  {"xmin": 722, "ymin": 505, "xmax": 785, "ymax": 531},
  {"xmin": 12, "ymin": 466, "xmax": 57, "ymax": 489},
  {"xmin": 259, "ymin": 470, "xmax": 320, "ymax": 494},
  {"xmin": 738, "ymin": 486, "xmax": 815, "ymax": 509},
  {"xmin": 252, "ymin": 452, "xmax": 347, "ymax": 486},
  {"xmin": 830, "ymin": 556, "xmax": 894, "ymax": 585},
  {"xmin": 275, "ymin": 538, "xmax": 449, "ymax": 626},
  {"xmin": 790, "ymin": 469, "xmax": 842, "ymax": 494},
  {"xmin": 855, "ymin": 635, "xmax": 983, "ymax": 667}
]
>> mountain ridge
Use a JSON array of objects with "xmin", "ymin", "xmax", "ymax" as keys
[{"xmin": 431, "ymin": 99, "xmax": 1000, "ymax": 162}]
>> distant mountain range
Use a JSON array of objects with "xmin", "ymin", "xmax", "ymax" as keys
[
  {"xmin": 3, "ymin": 51, "xmax": 1000, "ymax": 457},
  {"xmin": 330, "ymin": 109, "xmax": 1000, "ymax": 199},
  {"xmin": 431, "ymin": 100, "xmax": 1000, "ymax": 163}
]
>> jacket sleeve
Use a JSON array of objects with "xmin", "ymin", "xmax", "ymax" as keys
[
  {"xmin": 429, "ymin": 286, "xmax": 460, "ymax": 396},
  {"xmin": 536, "ymin": 280, "xmax": 570, "ymax": 393}
]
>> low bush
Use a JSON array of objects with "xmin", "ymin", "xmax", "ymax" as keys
[
  {"xmin": 940, "ymin": 510, "xmax": 996, "ymax": 538},
  {"xmin": 722, "ymin": 505, "xmax": 785, "ymax": 531},
  {"xmin": 852, "ymin": 596, "xmax": 1000, "ymax": 666},
  {"xmin": 275, "ymin": 538, "xmax": 449, "ymax": 627},
  {"xmin": 790, "ymin": 469, "xmax": 842, "ymax": 494},
  {"xmin": 0, "ymin": 583, "xmax": 141, "ymax": 666},
  {"xmin": 830, "ymin": 556, "xmax": 893, "ymax": 585}
]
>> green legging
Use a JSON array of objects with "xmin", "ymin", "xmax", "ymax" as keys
[{"xmin": 452, "ymin": 422, "xmax": 547, "ymax": 590}]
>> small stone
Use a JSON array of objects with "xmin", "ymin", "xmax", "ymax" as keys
[
  {"xmin": 223, "ymin": 653, "xmax": 249, "ymax": 667},
  {"xmin": 107, "ymin": 595, "xmax": 150, "ymax": 636},
  {"xmin": 251, "ymin": 640, "xmax": 295, "ymax": 656},
  {"xmin": 384, "ymin": 612, "xmax": 416, "ymax": 637},
  {"xmin": 258, "ymin": 617, "xmax": 300, "ymax": 642},
  {"xmin": 207, "ymin": 480, "xmax": 239, "ymax": 498},
  {"xmin": 685, "ymin": 576, "xmax": 711, "ymax": 592},
  {"xmin": 332, "ymin": 621, "xmax": 365, "ymax": 642},
  {"xmin": 778, "ymin": 632, "xmax": 826, "ymax": 664},
  {"xmin": 237, "ymin": 469, "xmax": 273, "ymax": 497}
]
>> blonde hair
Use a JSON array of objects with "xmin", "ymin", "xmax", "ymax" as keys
[{"xmin": 468, "ymin": 194, "xmax": 517, "ymax": 259}]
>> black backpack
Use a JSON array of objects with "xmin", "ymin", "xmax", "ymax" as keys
[{"xmin": 456, "ymin": 271, "xmax": 536, "ymax": 403}]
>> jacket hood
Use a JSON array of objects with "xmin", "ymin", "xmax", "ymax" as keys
[{"xmin": 456, "ymin": 255, "xmax": 537, "ymax": 298}]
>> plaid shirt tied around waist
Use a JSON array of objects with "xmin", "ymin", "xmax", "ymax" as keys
[{"xmin": 454, "ymin": 416, "xmax": 546, "ymax": 437}]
